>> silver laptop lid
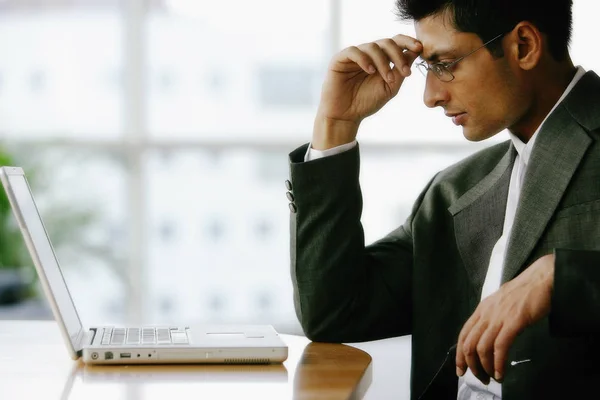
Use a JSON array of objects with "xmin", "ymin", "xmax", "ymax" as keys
[{"xmin": 0, "ymin": 166, "xmax": 84, "ymax": 359}]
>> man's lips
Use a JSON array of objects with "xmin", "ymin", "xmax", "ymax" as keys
[{"xmin": 446, "ymin": 112, "xmax": 467, "ymax": 126}]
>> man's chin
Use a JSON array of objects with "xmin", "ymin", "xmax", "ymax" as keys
[{"xmin": 461, "ymin": 126, "xmax": 497, "ymax": 142}]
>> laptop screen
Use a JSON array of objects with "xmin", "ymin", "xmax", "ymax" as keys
[{"xmin": 5, "ymin": 173, "xmax": 83, "ymax": 350}]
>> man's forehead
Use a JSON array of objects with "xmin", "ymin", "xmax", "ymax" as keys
[
  {"xmin": 415, "ymin": 13, "xmax": 456, "ymax": 37},
  {"xmin": 414, "ymin": 17, "xmax": 473, "ymax": 61}
]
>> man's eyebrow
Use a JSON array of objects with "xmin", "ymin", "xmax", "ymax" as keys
[{"xmin": 420, "ymin": 49, "xmax": 456, "ymax": 62}]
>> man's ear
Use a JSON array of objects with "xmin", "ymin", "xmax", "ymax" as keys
[{"xmin": 509, "ymin": 22, "xmax": 543, "ymax": 71}]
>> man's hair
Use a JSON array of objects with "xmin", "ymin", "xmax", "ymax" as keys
[{"xmin": 395, "ymin": 0, "xmax": 573, "ymax": 61}]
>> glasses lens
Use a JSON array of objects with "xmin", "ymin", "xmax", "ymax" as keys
[{"xmin": 433, "ymin": 64, "xmax": 453, "ymax": 82}]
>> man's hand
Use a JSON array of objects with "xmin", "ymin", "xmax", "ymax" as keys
[
  {"xmin": 455, "ymin": 253, "xmax": 555, "ymax": 384},
  {"xmin": 312, "ymin": 34, "xmax": 422, "ymax": 150}
]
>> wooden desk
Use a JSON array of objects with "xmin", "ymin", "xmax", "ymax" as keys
[{"xmin": 0, "ymin": 320, "xmax": 372, "ymax": 400}]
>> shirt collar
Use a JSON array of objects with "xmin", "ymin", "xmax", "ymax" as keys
[{"xmin": 509, "ymin": 66, "xmax": 587, "ymax": 166}]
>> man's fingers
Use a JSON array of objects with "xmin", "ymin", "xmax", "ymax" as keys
[
  {"xmin": 376, "ymin": 39, "xmax": 413, "ymax": 77},
  {"xmin": 463, "ymin": 324, "xmax": 490, "ymax": 385},
  {"xmin": 404, "ymin": 50, "xmax": 420, "ymax": 66},
  {"xmin": 357, "ymin": 42, "xmax": 396, "ymax": 83},
  {"xmin": 477, "ymin": 323, "xmax": 502, "ymax": 379},
  {"xmin": 466, "ymin": 354, "xmax": 490, "ymax": 385},
  {"xmin": 456, "ymin": 313, "xmax": 480, "ymax": 375},
  {"xmin": 342, "ymin": 46, "xmax": 379, "ymax": 75},
  {"xmin": 337, "ymin": 36, "xmax": 422, "ymax": 83},
  {"xmin": 391, "ymin": 33, "xmax": 423, "ymax": 53},
  {"xmin": 494, "ymin": 323, "xmax": 520, "ymax": 382}
]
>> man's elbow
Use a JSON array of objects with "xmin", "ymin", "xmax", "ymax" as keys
[
  {"xmin": 296, "ymin": 305, "xmax": 349, "ymax": 343},
  {"xmin": 294, "ymin": 291, "xmax": 351, "ymax": 342},
  {"xmin": 300, "ymin": 319, "xmax": 346, "ymax": 343}
]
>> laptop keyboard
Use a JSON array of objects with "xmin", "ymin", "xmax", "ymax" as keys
[{"xmin": 100, "ymin": 327, "xmax": 190, "ymax": 346}]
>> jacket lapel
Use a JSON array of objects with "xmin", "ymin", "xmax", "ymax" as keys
[
  {"xmin": 450, "ymin": 71, "xmax": 600, "ymax": 289},
  {"xmin": 502, "ymin": 105, "xmax": 592, "ymax": 283},
  {"xmin": 449, "ymin": 146, "xmax": 515, "ymax": 293}
]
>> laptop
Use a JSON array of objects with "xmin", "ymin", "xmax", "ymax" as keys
[{"xmin": 0, "ymin": 166, "xmax": 288, "ymax": 365}]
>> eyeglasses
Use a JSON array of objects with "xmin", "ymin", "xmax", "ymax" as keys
[{"xmin": 415, "ymin": 33, "xmax": 505, "ymax": 82}]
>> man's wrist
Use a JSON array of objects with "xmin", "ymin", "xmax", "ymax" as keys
[{"xmin": 312, "ymin": 116, "xmax": 359, "ymax": 151}]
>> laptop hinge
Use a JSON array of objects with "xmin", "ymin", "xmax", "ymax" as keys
[{"xmin": 76, "ymin": 328, "xmax": 97, "ymax": 353}]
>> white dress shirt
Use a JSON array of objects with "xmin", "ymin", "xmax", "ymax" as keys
[{"xmin": 304, "ymin": 66, "xmax": 586, "ymax": 399}]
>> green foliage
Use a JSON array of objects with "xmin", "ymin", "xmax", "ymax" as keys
[
  {"xmin": 0, "ymin": 145, "xmax": 127, "ymax": 303},
  {"xmin": 0, "ymin": 147, "xmax": 29, "ymax": 269}
]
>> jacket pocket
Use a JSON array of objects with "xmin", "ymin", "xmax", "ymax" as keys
[
  {"xmin": 553, "ymin": 198, "xmax": 600, "ymax": 219},
  {"xmin": 539, "ymin": 204, "xmax": 600, "ymax": 250}
]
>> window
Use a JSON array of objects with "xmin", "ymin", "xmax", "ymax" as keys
[
  {"xmin": 258, "ymin": 67, "xmax": 320, "ymax": 107},
  {"xmin": 1, "ymin": 1, "xmax": 599, "ymax": 336}
]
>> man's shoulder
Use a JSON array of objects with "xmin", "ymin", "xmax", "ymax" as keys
[
  {"xmin": 429, "ymin": 139, "xmax": 511, "ymax": 201},
  {"xmin": 440, "ymin": 140, "xmax": 510, "ymax": 177}
]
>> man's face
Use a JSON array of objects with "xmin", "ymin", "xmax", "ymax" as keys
[{"xmin": 415, "ymin": 14, "xmax": 528, "ymax": 141}]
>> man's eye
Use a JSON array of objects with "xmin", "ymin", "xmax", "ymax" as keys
[
  {"xmin": 440, "ymin": 61, "xmax": 456, "ymax": 69},
  {"xmin": 432, "ymin": 64, "xmax": 446, "ymax": 74}
]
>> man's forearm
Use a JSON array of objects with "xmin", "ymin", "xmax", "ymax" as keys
[{"xmin": 289, "ymin": 143, "xmax": 414, "ymax": 342}]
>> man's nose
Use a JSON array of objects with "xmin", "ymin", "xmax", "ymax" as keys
[{"xmin": 423, "ymin": 72, "xmax": 449, "ymax": 109}]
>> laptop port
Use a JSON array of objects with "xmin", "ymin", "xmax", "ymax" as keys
[
  {"xmin": 104, "ymin": 352, "xmax": 114, "ymax": 360},
  {"xmin": 120, "ymin": 353, "xmax": 131, "ymax": 358}
]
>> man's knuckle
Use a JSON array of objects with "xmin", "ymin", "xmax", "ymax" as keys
[
  {"xmin": 476, "ymin": 343, "xmax": 489, "ymax": 354},
  {"xmin": 380, "ymin": 38, "xmax": 396, "ymax": 47},
  {"xmin": 463, "ymin": 343, "xmax": 475, "ymax": 356},
  {"xmin": 358, "ymin": 53, "xmax": 371, "ymax": 63},
  {"xmin": 494, "ymin": 339, "xmax": 508, "ymax": 352}
]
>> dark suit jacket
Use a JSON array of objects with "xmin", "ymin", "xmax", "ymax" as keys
[{"xmin": 288, "ymin": 71, "xmax": 600, "ymax": 399}]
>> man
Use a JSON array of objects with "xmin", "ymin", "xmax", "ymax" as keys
[{"xmin": 287, "ymin": 0, "xmax": 600, "ymax": 398}]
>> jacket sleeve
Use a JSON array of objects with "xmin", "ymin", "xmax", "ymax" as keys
[
  {"xmin": 549, "ymin": 248, "xmax": 600, "ymax": 336},
  {"xmin": 289, "ymin": 143, "xmax": 434, "ymax": 343}
]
